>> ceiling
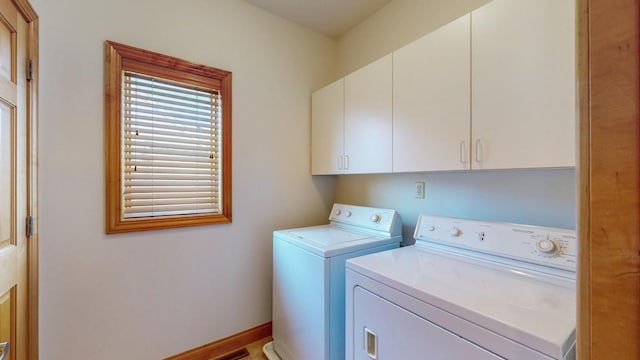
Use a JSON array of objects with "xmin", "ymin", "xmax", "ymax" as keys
[{"xmin": 243, "ymin": 0, "xmax": 393, "ymax": 38}]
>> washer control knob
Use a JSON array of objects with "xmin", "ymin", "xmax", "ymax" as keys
[
  {"xmin": 536, "ymin": 239, "xmax": 559, "ymax": 254},
  {"xmin": 345, "ymin": 211, "xmax": 352, "ymax": 217},
  {"xmin": 335, "ymin": 209, "xmax": 342, "ymax": 216},
  {"xmin": 428, "ymin": 226, "xmax": 436, "ymax": 232},
  {"xmin": 370, "ymin": 214, "xmax": 381, "ymax": 223},
  {"xmin": 450, "ymin": 227, "xmax": 462, "ymax": 237}
]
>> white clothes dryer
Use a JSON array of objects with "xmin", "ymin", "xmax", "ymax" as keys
[
  {"xmin": 346, "ymin": 214, "xmax": 577, "ymax": 360},
  {"xmin": 263, "ymin": 204, "xmax": 402, "ymax": 360}
]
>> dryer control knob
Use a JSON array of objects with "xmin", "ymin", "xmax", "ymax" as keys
[
  {"xmin": 345, "ymin": 211, "xmax": 352, "ymax": 217},
  {"xmin": 536, "ymin": 239, "xmax": 559, "ymax": 255},
  {"xmin": 335, "ymin": 209, "xmax": 342, "ymax": 216},
  {"xmin": 370, "ymin": 214, "xmax": 381, "ymax": 223},
  {"xmin": 450, "ymin": 227, "xmax": 462, "ymax": 237}
]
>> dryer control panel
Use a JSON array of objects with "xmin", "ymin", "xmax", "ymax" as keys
[{"xmin": 414, "ymin": 214, "xmax": 577, "ymax": 272}]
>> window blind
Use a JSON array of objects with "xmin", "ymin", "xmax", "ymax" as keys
[{"xmin": 122, "ymin": 72, "xmax": 221, "ymax": 218}]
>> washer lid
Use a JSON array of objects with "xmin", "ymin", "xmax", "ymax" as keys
[
  {"xmin": 275, "ymin": 224, "xmax": 399, "ymax": 257},
  {"xmin": 346, "ymin": 246, "xmax": 576, "ymax": 359}
]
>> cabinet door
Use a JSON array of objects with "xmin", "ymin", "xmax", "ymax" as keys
[
  {"xmin": 344, "ymin": 54, "xmax": 393, "ymax": 174},
  {"xmin": 471, "ymin": 0, "xmax": 575, "ymax": 169},
  {"xmin": 312, "ymin": 79, "xmax": 344, "ymax": 175},
  {"xmin": 393, "ymin": 14, "xmax": 471, "ymax": 172}
]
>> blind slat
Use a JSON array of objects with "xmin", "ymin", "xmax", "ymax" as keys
[
  {"xmin": 124, "ymin": 100, "xmax": 214, "ymax": 119},
  {"xmin": 125, "ymin": 160, "xmax": 214, "ymax": 169},
  {"xmin": 125, "ymin": 76, "xmax": 218, "ymax": 98},
  {"xmin": 123, "ymin": 91, "xmax": 215, "ymax": 111},
  {"xmin": 124, "ymin": 113, "xmax": 218, "ymax": 128},
  {"xmin": 125, "ymin": 140, "xmax": 214, "ymax": 153},
  {"xmin": 125, "ymin": 154, "xmax": 216, "ymax": 164},
  {"xmin": 125, "ymin": 132, "xmax": 216, "ymax": 147},
  {"xmin": 124, "ymin": 180, "xmax": 218, "ymax": 187},
  {"xmin": 122, "ymin": 71, "xmax": 222, "ymax": 218},
  {"xmin": 125, "ymin": 198, "xmax": 217, "ymax": 206},
  {"xmin": 127, "ymin": 166, "xmax": 216, "ymax": 175},
  {"xmin": 125, "ymin": 192, "xmax": 216, "ymax": 200},
  {"xmin": 125, "ymin": 118, "xmax": 216, "ymax": 136},
  {"xmin": 124, "ymin": 187, "xmax": 217, "ymax": 194},
  {"xmin": 124, "ymin": 125, "xmax": 214, "ymax": 142},
  {"xmin": 124, "ymin": 204, "xmax": 219, "ymax": 215},
  {"xmin": 123, "ymin": 144, "xmax": 212, "ymax": 158},
  {"xmin": 125, "ymin": 173, "xmax": 218, "ymax": 181}
]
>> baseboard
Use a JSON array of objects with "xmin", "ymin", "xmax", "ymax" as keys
[{"xmin": 165, "ymin": 322, "xmax": 272, "ymax": 360}]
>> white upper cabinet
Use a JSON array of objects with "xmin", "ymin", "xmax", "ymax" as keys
[
  {"xmin": 344, "ymin": 54, "xmax": 393, "ymax": 174},
  {"xmin": 393, "ymin": 14, "xmax": 471, "ymax": 172},
  {"xmin": 311, "ymin": 0, "xmax": 575, "ymax": 175},
  {"xmin": 312, "ymin": 55, "xmax": 393, "ymax": 175},
  {"xmin": 311, "ymin": 79, "xmax": 344, "ymax": 175},
  {"xmin": 471, "ymin": 0, "xmax": 576, "ymax": 169}
]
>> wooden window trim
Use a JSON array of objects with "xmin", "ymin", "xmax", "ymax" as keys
[{"xmin": 105, "ymin": 41, "xmax": 232, "ymax": 234}]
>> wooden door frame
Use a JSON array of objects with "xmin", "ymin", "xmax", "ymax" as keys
[
  {"xmin": 11, "ymin": 0, "xmax": 38, "ymax": 359},
  {"xmin": 577, "ymin": 0, "xmax": 640, "ymax": 358},
  {"xmin": 577, "ymin": 0, "xmax": 591, "ymax": 355}
]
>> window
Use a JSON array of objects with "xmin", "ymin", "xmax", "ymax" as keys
[{"xmin": 105, "ymin": 41, "xmax": 232, "ymax": 233}]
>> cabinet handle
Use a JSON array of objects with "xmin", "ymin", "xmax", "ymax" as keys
[
  {"xmin": 344, "ymin": 155, "xmax": 350, "ymax": 170},
  {"xmin": 0, "ymin": 341, "xmax": 9, "ymax": 360},
  {"xmin": 338, "ymin": 156, "xmax": 343, "ymax": 170},
  {"xmin": 460, "ymin": 141, "xmax": 468, "ymax": 164},
  {"xmin": 364, "ymin": 327, "xmax": 377, "ymax": 359},
  {"xmin": 475, "ymin": 139, "xmax": 484, "ymax": 163}
]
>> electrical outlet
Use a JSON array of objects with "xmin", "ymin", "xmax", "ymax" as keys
[{"xmin": 415, "ymin": 181, "xmax": 425, "ymax": 199}]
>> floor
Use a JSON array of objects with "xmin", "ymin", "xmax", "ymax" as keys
[{"xmin": 213, "ymin": 337, "xmax": 271, "ymax": 360}]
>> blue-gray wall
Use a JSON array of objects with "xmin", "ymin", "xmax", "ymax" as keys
[{"xmin": 335, "ymin": 169, "xmax": 576, "ymax": 244}]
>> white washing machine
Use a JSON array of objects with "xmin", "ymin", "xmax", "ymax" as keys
[
  {"xmin": 263, "ymin": 203, "xmax": 402, "ymax": 360},
  {"xmin": 346, "ymin": 214, "xmax": 577, "ymax": 360}
]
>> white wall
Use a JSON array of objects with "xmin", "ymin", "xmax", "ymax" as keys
[
  {"xmin": 32, "ymin": 0, "xmax": 337, "ymax": 358},
  {"xmin": 334, "ymin": 0, "xmax": 577, "ymax": 240},
  {"xmin": 337, "ymin": 0, "xmax": 491, "ymax": 77}
]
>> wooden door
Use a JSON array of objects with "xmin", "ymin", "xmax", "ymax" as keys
[
  {"xmin": 471, "ymin": 0, "xmax": 575, "ymax": 169},
  {"xmin": 0, "ymin": 0, "xmax": 31, "ymax": 359},
  {"xmin": 577, "ymin": 0, "xmax": 640, "ymax": 358},
  {"xmin": 344, "ymin": 54, "xmax": 392, "ymax": 174},
  {"xmin": 392, "ymin": 14, "xmax": 471, "ymax": 172}
]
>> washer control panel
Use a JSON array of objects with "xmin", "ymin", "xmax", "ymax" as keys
[
  {"xmin": 414, "ymin": 214, "xmax": 577, "ymax": 271},
  {"xmin": 330, "ymin": 203, "xmax": 401, "ymax": 236}
]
